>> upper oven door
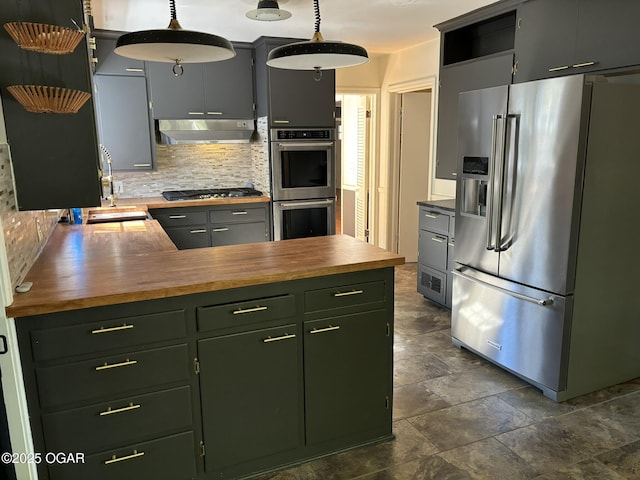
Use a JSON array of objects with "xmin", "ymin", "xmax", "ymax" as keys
[{"xmin": 271, "ymin": 140, "xmax": 336, "ymax": 200}]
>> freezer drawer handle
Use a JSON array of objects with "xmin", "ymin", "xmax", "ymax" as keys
[
  {"xmin": 91, "ymin": 324, "xmax": 134, "ymax": 335},
  {"xmin": 95, "ymin": 359, "xmax": 138, "ymax": 371},
  {"xmin": 233, "ymin": 306, "xmax": 268, "ymax": 315},
  {"xmin": 99, "ymin": 402, "xmax": 141, "ymax": 417},
  {"xmin": 263, "ymin": 333, "xmax": 296, "ymax": 343},
  {"xmin": 334, "ymin": 289, "xmax": 364, "ymax": 297},
  {"xmin": 104, "ymin": 450, "xmax": 144, "ymax": 465},
  {"xmin": 310, "ymin": 325, "xmax": 341, "ymax": 334},
  {"xmin": 452, "ymin": 270, "xmax": 554, "ymax": 306}
]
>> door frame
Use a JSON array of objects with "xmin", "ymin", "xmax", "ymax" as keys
[{"xmin": 386, "ymin": 76, "xmax": 438, "ymax": 253}]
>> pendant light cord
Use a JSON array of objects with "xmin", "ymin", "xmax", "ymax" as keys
[
  {"xmin": 170, "ymin": 0, "xmax": 178, "ymax": 20},
  {"xmin": 314, "ymin": 0, "xmax": 321, "ymax": 33}
]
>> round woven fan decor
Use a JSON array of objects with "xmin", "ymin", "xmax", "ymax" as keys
[
  {"xmin": 4, "ymin": 22, "xmax": 85, "ymax": 55},
  {"xmin": 7, "ymin": 85, "xmax": 91, "ymax": 114}
]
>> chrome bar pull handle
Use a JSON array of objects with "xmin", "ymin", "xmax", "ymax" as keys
[
  {"xmin": 168, "ymin": 215, "xmax": 187, "ymax": 219},
  {"xmin": 572, "ymin": 61, "xmax": 596, "ymax": 68},
  {"xmin": 334, "ymin": 290, "xmax": 364, "ymax": 297},
  {"xmin": 91, "ymin": 324, "xmax": 134, "ymax": 335},
  {"xmin": 431, "ymin": 236, "xmax": 446, "ymax": 243},
  {"xmin": 493, "ymin": 114, "xmax": 509, "ymax": 252},
  {"xmin": 190, "ymin": 229, "xmax": 208, "ymax": 234},
  {"xmin": 212, "ymin": 227, "xmax": 229, "ymax": 232},
  {"xmin": 95, "ymin": 359, "xmax": 137, "ymax": 371},
  {"xmin": 99, "ymin": 402, "xmax": 141, "ymax": 417},
  {"xmin": 548, "ymin": 65, "xmax": 570, "ymax": 72},
  {"xmin": 424, "ymin": 212, "xmax": 439, "ymax": 219},
  {"xmin": 486, "ymin": 114, "xmax": 501, "ymax": 250},
  {"xmin": 263, "ymin": 333, "xmax": 296, "ymax": 343},
  {"xmin": 104, "ymin": 450, "xmax": 144, "ymax": 465},
  {"xmin": 310, "ymin": 325, "xmax": 341, "ymax": 334},
  {"xmin": 231, "ymin": 211, "xmax": 248, "ymax": 215},
  {"xmin": 233, "ymin": 306, "xmax": 268, "ymax": 315}
]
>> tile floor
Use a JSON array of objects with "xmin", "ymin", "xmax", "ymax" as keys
[{"xmin": 261, "ymin": 263, "xmax": 640, "ymax": 480}]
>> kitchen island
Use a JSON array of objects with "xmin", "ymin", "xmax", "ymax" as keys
[{"xmin": 6, "ymin": 224, "xmax": 403, "ymax": 480}]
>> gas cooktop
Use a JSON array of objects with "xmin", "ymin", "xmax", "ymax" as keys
[{"xmin": 161, "ymin": 188, "xmax": 263, "ymax": 202}]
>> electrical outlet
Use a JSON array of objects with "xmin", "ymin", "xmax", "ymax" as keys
[{"xmin": 113, "ymin": 181, "xmax": 124, "ymax": 194}]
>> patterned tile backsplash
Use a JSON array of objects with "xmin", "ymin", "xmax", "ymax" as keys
[
  {"xmin": 114, "ymin": 117, "xmax": 271, "ymax": 198},
  {"xmin": 0, "ymin": 143, "xmax": 60, "ymax": 289}
]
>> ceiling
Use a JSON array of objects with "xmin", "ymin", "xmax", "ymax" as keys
[{"xmin": 91, "ymin": 0, "xmax": 498, "ymax": 55}]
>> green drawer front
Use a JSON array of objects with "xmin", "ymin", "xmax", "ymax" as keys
[
  {"xmin": 36, "ymin": 344, "xmax": 190, "ymax": 409},
  {"xmin": 42, "ymin": 386, "xmax": 193, "ymax": 453},
  {"xmin": 210, "ymin": 206, "xmax": 266, "ymax": 224},
  {"xmin": 305, "ymin": 281, "xmax": 386, "ymax": 313},
  {"xmin": 419, "ymin": 208, "xmax": 450, "ymax": 234},
  {"xmin": 31, "ymin": 310, "xmax": 186, "ymax": 362},
  {"xmin": 47, "ymin": 431, "xmax": 196, "ymax": 480},
  {"xmin": 152, "ymin": 210, "xmax": 207, "ymax": 227},
  {"xmin": 197, "ymin": 294, "xmax": 295, "ymax": 332}
]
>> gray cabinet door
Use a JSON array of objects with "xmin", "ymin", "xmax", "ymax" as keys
[
  {"xmin": 211, "ymin": 222, "xmax": 267, "ymax": 246},
  {"xmin": 198, "ymin": 324, "xmax": 300, "ymax": 472},
  {"xmin": 435, "ymin": 53, "xmax": 514, "ymax": 180},
  {"xmin": 304, "ymin": 309, "xmax": 391, "ymax": 445},
  {"xmin": 203, "ymin": 47, "xmax": 254, "ymax": 118},
  {"xmin": 513, "ymin": 0, "xmax": 578, "ymax": 82},
  {"xmin": 575, "ymin": 0, "xmax": 640, "ymax": 72},
  {"xmin": 147, "ymin": 62, "xmax": 205, "ymax": 118},
  {"xmin": 94, "ymin": 75, "xmax": 154, "ymax": 171},
  {"xmin": 94, "ymin": 37, "xmax": 145, "ymax": 76},
  {"xmin": 164, "ymin": 226, "xmax": 210, "ymax": 250}
]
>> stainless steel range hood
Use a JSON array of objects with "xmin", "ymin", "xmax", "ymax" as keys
[{"xmin": 157, "ymin": 119, "xmax": 255, "ymax": 145}]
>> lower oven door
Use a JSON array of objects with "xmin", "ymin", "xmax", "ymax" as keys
[{"xmin": 273, "ymin": 199, "xmax": 336, "ymax": 241}]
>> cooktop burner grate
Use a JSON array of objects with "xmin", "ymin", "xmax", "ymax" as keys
[{"xmin": 161, "ymin": 188, "xmax": 263, "ymax": 201}]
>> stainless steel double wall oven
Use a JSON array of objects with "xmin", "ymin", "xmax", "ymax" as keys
[{"xmin": 270, "ymin": 128, "xmax": 336, "ymax": 240}]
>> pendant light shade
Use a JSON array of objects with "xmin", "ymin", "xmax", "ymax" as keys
[
  {"xmin": 266, "ymin": 0, "xmax": 368, "ymax": 70},
  {"xmin": 246, "ymin": 0, "xmax": 292, "ymax": 21},
  {"xmin": 114, "ymin": 0, "xmax": 235, "ymax": 68}
]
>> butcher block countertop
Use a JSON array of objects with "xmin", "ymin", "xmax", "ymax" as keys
[{"xmin": 6, "ymin": 224, "xmax": 404, "ymax": 318}]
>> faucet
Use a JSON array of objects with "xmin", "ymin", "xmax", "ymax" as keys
[{"xmin": 99, "ymin": 144, "xmax": 116, "ymax": 207}]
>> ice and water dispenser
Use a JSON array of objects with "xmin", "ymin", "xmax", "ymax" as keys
[{"xmin": 460, "ymin": 156, "xmax": 489, "ymax": 217}]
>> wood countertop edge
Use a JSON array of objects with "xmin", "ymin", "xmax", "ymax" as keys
[{"xmin": 7, "ymin": 257, "xmax": 405, "ymax": 318}]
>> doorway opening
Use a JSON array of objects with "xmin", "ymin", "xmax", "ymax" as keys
[{"xmin": 336, "ymin": 93, "xmax": 376, "ymax": 242}]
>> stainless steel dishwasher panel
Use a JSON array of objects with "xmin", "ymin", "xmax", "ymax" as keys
[{"xmin": 452, "ymin": 266, "xmax": 572, "ymax": 392}]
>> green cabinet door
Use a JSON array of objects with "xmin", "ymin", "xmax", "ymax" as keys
[
  {"xmin": 198, "ymin": 324, "xmax": 301, "ymax": 472},
  {"xmin": 304, "ymin": 309, "xmax": 392, "ymax": 445}
]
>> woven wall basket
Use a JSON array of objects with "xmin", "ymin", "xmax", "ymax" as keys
[
  {"xmin": 7, "ymin": 85, "xmax": 91, "ymax": 114},
  {"xmin": 4, "ymin": 22, "xmax": 85, "ymax": 55}
]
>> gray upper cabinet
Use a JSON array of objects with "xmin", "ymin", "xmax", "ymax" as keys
[
  {"xmin": 94, "ymin": 75, "xmax": 154, "ymax": 171},
  {"xmin": 94, "ymin": 36, "xmax": 145, "ymax": 76},
  {"xmin": 436, "ymin": 53, "xmax": 514, "ymax": 180},
  {"xmin": 147, "ymin": 46, "xmax": 255, "ymax": 119},
  {"xmin": 514, "ymin": 0, "xmax": 640, "ymax": 83},
  {"xmin": 254, "ymin": 37, "xmax": 335, "ymax": 128}
]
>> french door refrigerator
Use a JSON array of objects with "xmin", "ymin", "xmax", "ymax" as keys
[{"xmin": 452, "ymin": 74, "xmax": 640, "ymax": 401}]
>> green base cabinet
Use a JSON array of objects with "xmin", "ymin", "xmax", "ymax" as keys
[{"xmin": 16, "ymin": 268, "xmax": 395, "ymax": 480}]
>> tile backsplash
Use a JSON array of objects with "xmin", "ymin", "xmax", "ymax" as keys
[{"xmin": 114, "ymin": 117, "xmax": 271, "ymax": 198}]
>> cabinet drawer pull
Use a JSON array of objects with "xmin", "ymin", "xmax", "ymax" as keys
[
  {"xmin": 168, "ymin": 215, "xmax": 187, "ymax": 219},
  {"xmin": 431, "ymin": 236, "xmax": 447, "ymax": 243},
  {"xmin": 231, "ymin": 211, "xmax": 248, "ymax": 215},
  {"xmin": 263, "ymin": 333, "xmax": 296, "ymax": 343},
  {"xmin": 424, "ymin": 213, "xmax": 439, "ymax": 219},
  {"xmin": 188, "ymin": 112, "xmax": 204, "ymax": 115},
  {"xmin": 95, "ymin": 359, "xmax": 137, "ymax": 371},
  {"xmin": 212, "ymin": 227, "xmax": 229, "ymax": 232},
  {"xmin": 333, "ymin": 290, "xmax": 364, "ymax": 297},
  {"xmin": 104, "ymin": 450, "xmax": 144, "ymax": 465},
  {"xmin": 190, "ymin": 229, "xmax": 208, "ymax": 234},
  {"xmin": 310, "ymin": 325, "xmax": 341, "ymax": 334},
  {"xmin": 572, "ymin": 61, "xmax": 596, "ymax": 68},
  {"xmin": 448, "ymin": 242, "xmax": 455, "ymax": 247},
  {"xmin": 125, "ymin": 68, "xmax": 144, "ymax": 73},
  {"xmin": 99, "ymin": 402, "xmax": 141, "ymax": 416},
  {"xmin": 233, "ymin": 306, "xmax": 268, "ymax": 315},
  {"xmin": 273, "ymin": 120, "xmax": 290, "ymax": 124},
  {"xmin": 206, "ymin": 111, "xmax": 223, "ymax": 115},
  {"xmin": 91, "ymin": 324, "xmax": 134, "ymax": 335},
  {"xmin": 548, "ymin": 65, "xmax": 570, "ymax": 72},
  {"xmin": 133, "ymin": 164, "xmax": 151, "ymax": 168}
]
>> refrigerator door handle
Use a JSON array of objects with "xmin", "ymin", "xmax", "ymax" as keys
[
  {"xmin": 452, "ymin": 269, "xmax": 555, "ymax": 306},
  {"xmin": 486, "ymin": 114, "xmax": 502, "ymax": 250},
  {"xmin": 493, "ymin": 114, "xmax": 510, "ymax": 253}
]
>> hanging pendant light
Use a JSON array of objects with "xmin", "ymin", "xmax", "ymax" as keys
[
  {"xmin": 114, "ymin": 0, "xmax": 235, "ymax": 75},
  {"xmin": 246, "ymin": 0, "xmax": 292, "ymax": 21},
  {"xmin": 266, "ymin": 0, "xmax": 368, "ymax": 72}
]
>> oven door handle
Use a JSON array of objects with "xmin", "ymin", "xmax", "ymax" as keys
[
  {"xmin": 278, "ymin": 199, "xmax": 334, "ymax": 208},
  {"xmin": 277, "ymin": 142, "xmax": 334, "ymax": 148}
]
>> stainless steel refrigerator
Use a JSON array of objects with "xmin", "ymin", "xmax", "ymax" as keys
[{"xmin": 452, "ymin": 74, "xmax": 640, "ymax": 401}]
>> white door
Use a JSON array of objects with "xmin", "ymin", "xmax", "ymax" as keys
[{"xmin": 398, "ymin": 91, "xmax": 431, "ymax": 262}]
